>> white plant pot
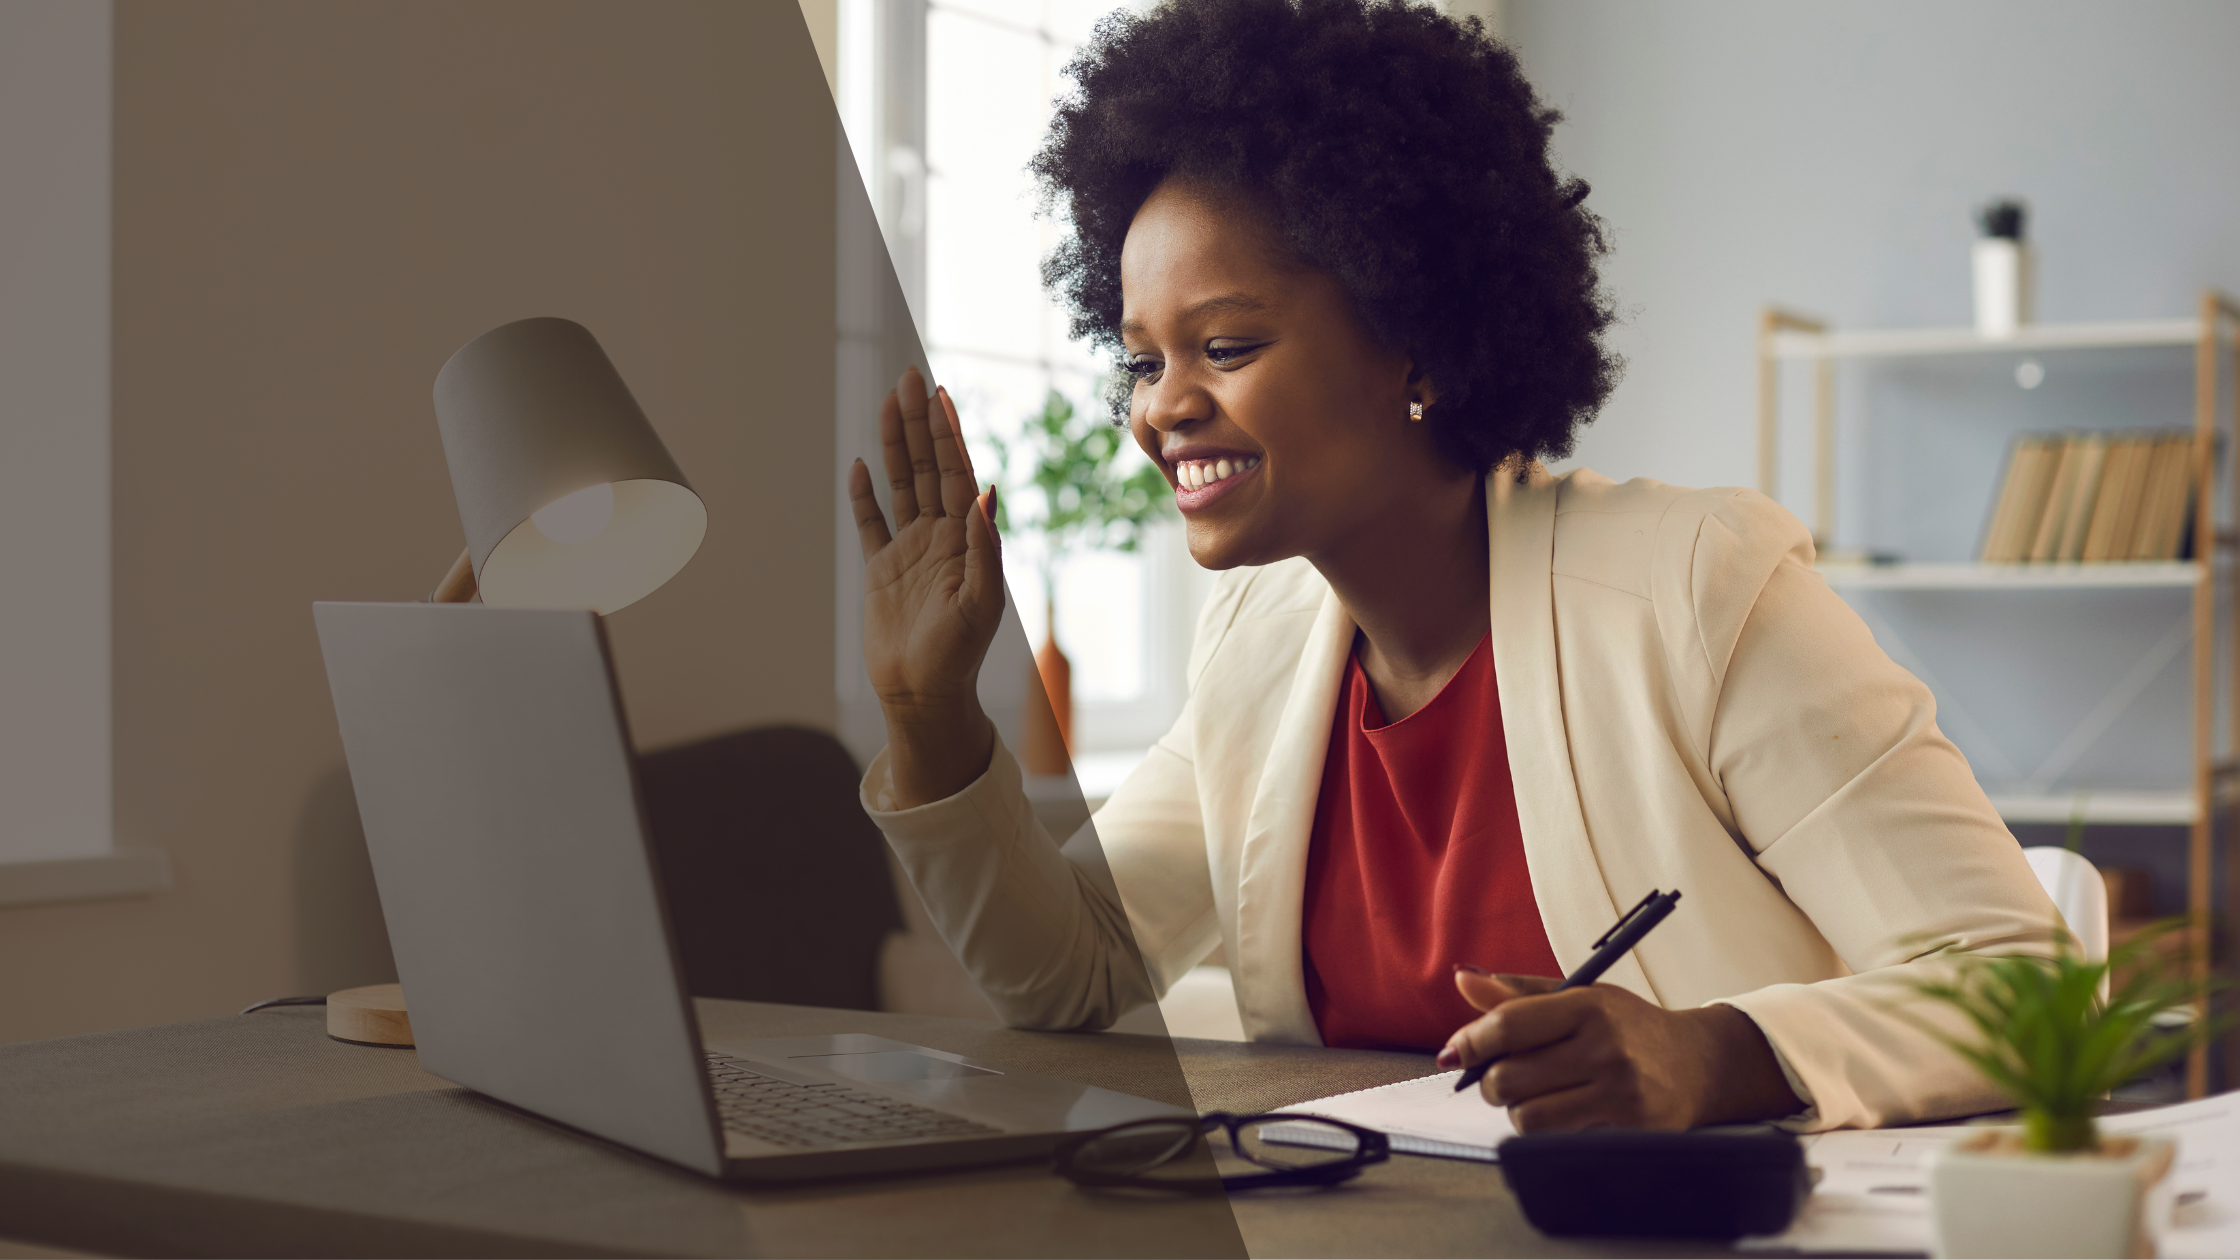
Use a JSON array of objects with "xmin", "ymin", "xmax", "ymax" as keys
[
  {"xmin": 1972, "ymin": 238, "xmax": 2034, "ymax": 338},
  {"xmin": 1930, "ymin": 1129, "xmax": 2176, "ymax": 1259}
]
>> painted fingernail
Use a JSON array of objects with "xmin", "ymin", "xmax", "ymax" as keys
[
  {"xmin": 1453, "ymin": 963, "xmax": 1491, "ymax": 976},
  {"xmin": 1435, "ymin": 1045, "xmax": 1461, "ymax": 1069}
]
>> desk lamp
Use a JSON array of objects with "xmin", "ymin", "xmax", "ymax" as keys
[
  {"xmin": 325, "ymin": 316, "xmax": 705, "ymax": 1047},
  {"xmin": 425, "ymin": 316, "xmax": 706, "ymax": 612}
]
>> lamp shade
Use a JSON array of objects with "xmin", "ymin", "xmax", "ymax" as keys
[{"xmin": 433, "ymin": 318, "xmax": 706, "ymax": 614}]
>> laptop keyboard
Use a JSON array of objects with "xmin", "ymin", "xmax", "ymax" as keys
[{"xmin": 705, "ymin": 1052, "xmax": 1003, "ymax": 1148}]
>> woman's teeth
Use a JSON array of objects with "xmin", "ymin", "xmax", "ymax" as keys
[{"xmin": 1176, "ymin": 456, "xmax": 1260, "ymax": 491}]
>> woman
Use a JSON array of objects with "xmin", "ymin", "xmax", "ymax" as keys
[{"xmin": 847, "ymin": 0, "xmax": 2053, "ymax": 1133}]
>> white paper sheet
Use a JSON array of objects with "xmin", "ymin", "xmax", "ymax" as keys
[
  {"xmin": 1281, "ymin": 1070, "xmax": 1518, "ymax": 1162},
  {"xmin": 2104, "ymin": 1095, "xmax": 2240, "ymax": 1260},
  {"xmin": 1740, "ymin": 1095, "xmax": 2240, "ymax": 1257}
]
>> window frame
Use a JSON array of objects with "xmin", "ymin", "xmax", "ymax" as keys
[
  {"xmin": 0, "ymin": 0, "xmax": 168, "ymax": 903},
  {"xmin": 835, "ymin": 0, "xmax": 1201, "ymax": 769}
]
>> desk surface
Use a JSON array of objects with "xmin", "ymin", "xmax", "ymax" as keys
[{"xmin": 0, "ymin": 1001, "xmax": 1742, "ymax": 1258}]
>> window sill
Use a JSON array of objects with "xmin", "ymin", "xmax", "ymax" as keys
[
  {"xmin": 1069, "ymin": 748, "xmax": 1150, "ymax": 807},
  {"xmin": 0, "ymin": 849, "xmax": 170, "ymax": 909},
  {"xmin": 1020, "ymin": 748, "xmax": 1151, "ymax": 839},
  {"xmin": 1025, "ymin": 744, "xmax": 1146, "ymax": 816}
]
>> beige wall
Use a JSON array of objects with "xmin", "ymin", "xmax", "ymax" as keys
[{"xmin": 0, "ymin": 0, "xmax": 837, "ymax": 1043}]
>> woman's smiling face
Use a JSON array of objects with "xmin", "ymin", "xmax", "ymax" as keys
[{"xmin": 1120, "ymin": 178, "xmax": 1450, "ymax": 571}]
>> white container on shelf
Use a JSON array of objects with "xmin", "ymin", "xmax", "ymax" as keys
[{"xmin": 1973, "ymin": 237, "xmax": 2034, "ymax": 338}]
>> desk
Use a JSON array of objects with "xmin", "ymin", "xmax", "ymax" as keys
[{"xmin": 0, "ymin": 1001, "xmax": 1743, "ymax": 1258}]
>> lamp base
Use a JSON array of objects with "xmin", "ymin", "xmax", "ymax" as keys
[
  {"xmin": 327, "ymin": 983, "xmax": 413, "ymax": 1047},
  {"xmin": 431, "ymin": 546, "xmax": 478, "ymax": 604}
]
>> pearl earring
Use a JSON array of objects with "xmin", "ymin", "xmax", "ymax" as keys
[{"xmin": 1408, "ymin": 401, "xmax": 1424, "ymax": 422}]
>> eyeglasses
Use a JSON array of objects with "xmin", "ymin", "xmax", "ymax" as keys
[{"xmin": 1051, "ymin": 1112, "xmax": 1391, "ymax": 1192}]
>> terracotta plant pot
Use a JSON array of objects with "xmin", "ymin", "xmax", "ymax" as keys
[
  {"xmin": 1929, "ymin": 1129, "xmax": 2175, "ymax": 1259},
  {"xmin": 1018, "ymin": 606, "xmax": 1072, "ymax": 777}
]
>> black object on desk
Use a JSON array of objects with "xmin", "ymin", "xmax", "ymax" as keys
[
  {"xmin": 1455, "ymin": 889, "xmax": 1683, "ymax": 1093},
  {"xmin": 1498, "ymin": 1129, "xmax": 1810, "ymax": 1238},
  {"xmin": 638, "ymin": 724, "xmax": 904, "ymax": 1009}
]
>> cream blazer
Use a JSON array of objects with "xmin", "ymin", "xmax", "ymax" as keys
[{"xmin": 864, "ymin": 466, "xmax": 2059, "ymax": 1131}]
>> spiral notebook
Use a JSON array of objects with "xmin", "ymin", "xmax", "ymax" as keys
[{"xmin": 1276, "ymin": 1070, "xmax": 1518, "ymax": 1162}]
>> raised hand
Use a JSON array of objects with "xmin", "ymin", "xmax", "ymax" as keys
[{"xmin": 849, "ymin": 367, "xmax": 1005, "ymax": 807}]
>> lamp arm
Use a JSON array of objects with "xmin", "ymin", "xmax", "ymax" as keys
[{"xmin": 431, "ymin": 547, "xmax": 479, "ymax": 603}]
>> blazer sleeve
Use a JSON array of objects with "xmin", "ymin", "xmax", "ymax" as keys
[
  {"xmin": 1678, "ymin": 491, "xmax": 2061, "ymax": 1130},
  {"xmin": 859, "ymin": 591, "xmax": 1235, "ymax": 1031}
]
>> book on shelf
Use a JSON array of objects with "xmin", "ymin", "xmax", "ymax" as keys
[
  {"xmin": 2080, "ymin": 436, "xmax": 2142, "ymax": 561},
  {"xmin": 2033, "ymin": 433, "xmax": 2107, "ymax": 562},
  {"xmin": 1980, "ymin": 435, "xmax": 2056, "ymax": 563},
  {"xmin": 1980, "ymin": 430, "xmax": 2196, "ymax": 564}
]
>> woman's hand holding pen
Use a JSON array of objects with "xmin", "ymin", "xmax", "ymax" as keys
[
  {"xmin": 849, "ymin": 367, "xmax": 1005, "ymax": 809},
  {"xmin": 1435, "ymin": 970, "xmax": 1804, "ymax": 1132}
]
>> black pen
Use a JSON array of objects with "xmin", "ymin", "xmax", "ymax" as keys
[{"xmin": 1453, "ymin": 889, "xmax": 1683, "ymax": 1093}]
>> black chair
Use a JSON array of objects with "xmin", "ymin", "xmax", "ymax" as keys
[{"xmin": 636, "ymin": 725, "xmax": 903, "ymax": 1011}]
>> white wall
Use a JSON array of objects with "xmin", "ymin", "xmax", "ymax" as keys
[
  {"xmin": 1512, "ymin": 0, "xmax": 2240, "ymax": 501},
  {"xmin": 0, "ymin": 0, "xmax": 839, "ymax": 1045},
  {"xmin": 1506, "ymin": 0, "xmax": 2240, "ymax": 865}
]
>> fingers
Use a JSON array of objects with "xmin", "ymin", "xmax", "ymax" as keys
[
  {"xmin": 937, "ymin": 387, "xmax": 1002, "ymax": 528},
  {"xmin": 848, "ymin": 458, "xmax": 893, "ymax": 562},
  {"xmin": 1453, "ymin": 968, "xmax": 1559, "ymax": 1014},
  {"xmin": 1448, "ymin": 990, "xmax": 1593, "ymax": 1071},
  {"xmin": 960, "ymin": 492, "xmax": 1006, "ymax": 623},
  {"xmin": 1440, "ymin": 970, "xmax": 1563, "ymax": 1067},
  {"xmin": 1452, "ymin": 969, "xmax": 1520, "ymax": 1015},
  {"xmin": 1481, "ymin": 1035, "xmax": 1598, "ymax": 1108},
  {"xmin": 1505, "ymin": 1082, "xmax": 1611, "ymax": 1134},
  {"xmin": 930, "ymin": 385, "xmax": 980, "ymax": 519},
  {"xmin": 878, "ymin": 387, "xmax": 921, "ymax": 525},
  {"xmin": 895, "ymin": 368, "xmax": 944, "ymax": 524},
  {"xmin": 940, "ymin": 387, "xmax": 979, "ymax": 485}
]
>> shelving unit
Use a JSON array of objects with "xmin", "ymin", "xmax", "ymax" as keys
[
  {"xmin": 1761, "ymin": 293, "xmax": 2240, "ymax": 1097},
  {"xmin": 1816, "ymin": 561, "xmax": 2201, "ymax": 591},
  {"xmin": 1984, "ymin": 790, "xmax": 2200, "ymax": 827}
]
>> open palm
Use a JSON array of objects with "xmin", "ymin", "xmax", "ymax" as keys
[{"xmin": 850, "ymin": 368, "xmax": 1005, "ymax": 722}]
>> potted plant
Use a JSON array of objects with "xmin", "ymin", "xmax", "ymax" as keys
[
  {"xmin": 981, "ymin": 387, "xmax": 1171, "ymax": 774},
  {"xmin": 1905, "ymin": 909, "xmax": 2223, "ymax": 1259}
]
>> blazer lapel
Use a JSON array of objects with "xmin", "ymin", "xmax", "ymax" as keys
[
  {"xmin": 1231, "ymin": 586, "xmax": 1354, "ymax": 1045},
  {"xmin": 1486, "ymin": 467, "xmax": 1654, "ymax": 998}
]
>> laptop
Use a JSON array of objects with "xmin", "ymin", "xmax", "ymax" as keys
[{"xmin": 312, "ymin": 601, "xmax": 1186, "ymax": 1181}]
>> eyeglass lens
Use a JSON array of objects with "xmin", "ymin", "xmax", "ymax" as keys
[{"xmin": 1067, "ymin": 1122, "xmax": 1207, "ymax": 1181}]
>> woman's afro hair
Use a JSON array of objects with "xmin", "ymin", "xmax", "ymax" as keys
[{"xmin": 1032, "ymin": 0, "xmax": 1620, "ymax": 474}]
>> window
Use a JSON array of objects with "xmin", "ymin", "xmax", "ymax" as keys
[
  {"xmin": 837, "ymin": 0, "xmax": 1213, "ymax": 779},
  {"xmin": 0, "ymin": 0, "xmax": 166, "ymax": 901}
]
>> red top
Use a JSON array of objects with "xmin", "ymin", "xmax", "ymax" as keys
[{"xmin": 1301, "ymin": 632, "xmax": 1562, "ymax": 1052}]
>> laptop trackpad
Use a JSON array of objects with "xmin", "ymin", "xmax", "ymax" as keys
[{"xmin": 792, "ymin": 1051, "xmax": 1001, "ymax": 1083}]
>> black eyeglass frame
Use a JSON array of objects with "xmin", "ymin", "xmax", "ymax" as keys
[{"xmin": 1051, "ymin": 1111, "xmax": 1392, "ymax": 1192}]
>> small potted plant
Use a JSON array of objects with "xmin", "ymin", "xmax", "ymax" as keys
[
  {"xmin": 1904, "ymin": 913, "xmax": 2222, "ymax": 1259},
  {"xmin": 980, "ymin": 387, "xmax": 1171, "ymax": 773}
]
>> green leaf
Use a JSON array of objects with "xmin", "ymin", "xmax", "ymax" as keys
[
  {"xmin": 1882, "ymin": 920, "xmax": 2232, "ymax": 1137},
  {"xmin": 995, "ymin": 385, "xmax": 1178, "ymax": 601}
]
